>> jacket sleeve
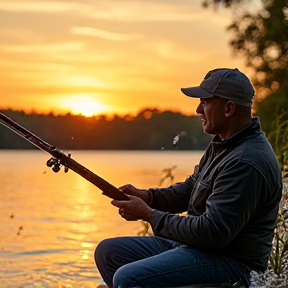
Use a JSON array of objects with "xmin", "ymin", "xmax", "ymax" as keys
[
  {"xmin": 150, "ymin": 162, "xmax": 266, "ymax": 250},
  {"xmin": 149, "ymin": 165, "xmax": 199, "ymax": 213}
]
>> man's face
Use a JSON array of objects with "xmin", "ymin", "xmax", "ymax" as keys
[{"xmin": 196, "ymin": 97, "xmax": 228, "ymax": 136}]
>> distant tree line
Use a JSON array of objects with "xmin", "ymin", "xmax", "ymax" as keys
[{"xmin": 0, "ymin": 109, "xmax": 212, "ymax": 150}]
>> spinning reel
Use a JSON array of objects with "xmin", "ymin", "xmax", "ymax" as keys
[{"xmin": 46, "ymin": 153, "xmax": 71, "ymax": 173}]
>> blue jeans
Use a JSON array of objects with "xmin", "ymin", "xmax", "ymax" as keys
[{"xmin": 95, "ymin": 236, "xmax": 251, "ymax": 288}]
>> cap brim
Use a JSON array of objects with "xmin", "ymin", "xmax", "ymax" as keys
[{"xmin": 181, "ymin": 86, "xmax": 213, "ymax": 98}]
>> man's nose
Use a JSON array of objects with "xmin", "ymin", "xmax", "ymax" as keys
[{"xmin": 196, "ymin": 103, "xmax": 203, "ymax": 114}]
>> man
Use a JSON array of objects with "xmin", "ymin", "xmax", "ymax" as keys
[{"xmin": 95, "ymin": 68, "xmax": 282, "ymax": 288}]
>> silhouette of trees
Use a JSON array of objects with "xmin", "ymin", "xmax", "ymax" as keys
[{"xmin": 0, "ymin": 109, "xmax": 211, "ymax": 150}]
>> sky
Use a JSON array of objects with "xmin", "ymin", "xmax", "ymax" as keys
[{"xmin": 0, "ymin": 0, "xmax": 258, "ymax": 117}]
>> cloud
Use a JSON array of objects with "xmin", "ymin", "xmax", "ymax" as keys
[
  {"xmin": 0, "ymin": 1, "xmax": 78, "ymax": 12},
  {"xmin": 81, "ymin": 2, "xmax": 205, "ymax": 23},
  {"xmin": 1, "ymin": 42, "xmax": 85, "ymax": 53},
  {"xmin": 0, "ymin": 60, "xmax": 73, "ymax": 73},
  {"xmin": 0, "ymin": 0, "xmax": 213, "ymax": 23},
  {"xmin": 70, "ymin": 27, "xmax": 142, "ymax": 41}
]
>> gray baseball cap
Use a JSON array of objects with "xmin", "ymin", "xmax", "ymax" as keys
[{"xmin": 181, "ymin": 68, "xmax": 255, "ymax": 107}]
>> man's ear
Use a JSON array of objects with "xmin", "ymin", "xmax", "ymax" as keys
[{"xmin": 225, "ymin": 101, "xmax": 236, "ymax": 116}]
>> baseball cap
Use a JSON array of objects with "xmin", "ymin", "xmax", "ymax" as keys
[{"xmin": 181, "ymin": 68, "xmax": 255, "ymax": 107}]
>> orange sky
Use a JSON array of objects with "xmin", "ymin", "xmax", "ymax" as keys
[{"xmin": 0, "ymin": 0, "xmax": 260, "ymax": 117}]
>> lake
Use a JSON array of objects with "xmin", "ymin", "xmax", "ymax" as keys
[{"xmin": 0, "ymin": 150, "xmax": 203, "ymax": 288}]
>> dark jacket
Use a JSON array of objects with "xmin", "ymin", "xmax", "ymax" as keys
[{"xmin": 149, "ymin": 117, "xmax": 282, "ymax": 271}]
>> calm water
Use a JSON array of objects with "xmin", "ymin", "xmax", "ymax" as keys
[{"xmin": 0, "ymin": 150, "xmax": 202, "ymax": 288}]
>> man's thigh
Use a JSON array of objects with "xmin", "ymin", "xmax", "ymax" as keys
[
  {"xmin": 113, "ymin": 244, "xmax": 246, "ymax": 288},
  {"xmin": 95, "ymin": 236, "xmax": 180, "ymax": 287},
  {"xmin": 96, "ymin": 235, "xmax": 179, "ymax": 265}
]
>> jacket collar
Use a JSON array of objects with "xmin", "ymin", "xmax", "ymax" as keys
[{"xmin": 212, "ymin": 117, "xmax": 262, "ymax": 150}]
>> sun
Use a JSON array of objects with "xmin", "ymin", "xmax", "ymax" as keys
[{"xmin": 64, "ymin": 96, "xmax": 107, "ymax": 117}]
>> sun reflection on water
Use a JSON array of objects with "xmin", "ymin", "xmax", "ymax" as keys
[{"xmin": 0, "ymin": 150, "xmax": 203, "ymax": 287}]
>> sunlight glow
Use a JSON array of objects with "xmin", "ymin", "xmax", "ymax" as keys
[
  {"xmin": 63, "ymin": 96, "xmax": 108, "ymax": 117},
  {"xmin": 71, "ymin": 27, "xmax": 142, "ymax": 41}
]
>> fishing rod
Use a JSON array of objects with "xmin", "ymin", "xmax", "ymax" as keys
[{"xmin": 0, "ymin": 112, "xmax": 129, "ymax": 201}]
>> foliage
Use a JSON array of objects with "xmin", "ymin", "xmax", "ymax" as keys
[
  {"xmin": 267, "ymin": 111, "xmax": 288, "ymax": 171},
  {"xmin": 270, "ymin": 191, "xmax": 288, "ymax": 275},
  {"xmin": 227, "ymin": 0, "xmax": 288, "ymax": 90},
  {"xmin": 227, "ymin": 0, "xmax": 288, "ymax": 136},
  {"xmin": 137, "ymin": 220, "xmax": 153, "ymax": 236},
  {"xmin": 204, "ymin": 0, "xmax": 288, "ymax": 138},
  {"xmin": 266, "ymin": 111, "xmax": 288, "ymax": 280},
  {"xmin": 252, "ymin": 178, "xmax": 288, "ymax": 287},
  {"xmin": 202, "ymin": 0, "xmax": 246, "ymax": 9}
]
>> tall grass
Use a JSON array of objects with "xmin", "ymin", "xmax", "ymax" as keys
[{"xmin": 267, "ymin": 111, "xmax": 288, "ymax": 172}]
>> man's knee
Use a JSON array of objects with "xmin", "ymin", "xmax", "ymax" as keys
[
  {"xmin": 95, "ymin": 238, "xmax": 114, "ymax": 268},
  {"xmin": 113, "ymin": 263, "xmax": 138, "ymax": 288}
]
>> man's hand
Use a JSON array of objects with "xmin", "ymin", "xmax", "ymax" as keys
[
  {"xmin": 111, "ymin": 195, "xmax": 153, "ymax": 222},
  {"xmin": 118, "ymin": 184, "xmax": 151, "ymax": 205}
]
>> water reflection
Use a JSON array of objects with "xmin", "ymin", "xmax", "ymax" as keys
[{"xmin": 0, "ymin": 150, "xmax": 202, "ymax": 287}]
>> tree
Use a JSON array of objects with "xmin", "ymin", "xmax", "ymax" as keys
[
  {"xmin": 202, "ymin": 0, "xmax": 245, "ymax": 8},
  {"xmin": 228, "ymin": 0, "xmax": 288, "ymax": 98},
  {"xmin": 204, "ymin": 0, "xmax": 288, "ymax": 137}
]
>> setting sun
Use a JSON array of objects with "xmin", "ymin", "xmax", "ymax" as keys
[
  {"xmin": 0, "ymin": 0, "xmax": 247, "ymax": 117},
  {"xmin": 62, "ymin": 96, "xmax": 108, "ymax": 117}
]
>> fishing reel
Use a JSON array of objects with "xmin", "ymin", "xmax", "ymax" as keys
[
  {"xmin": 46, "ymin": 153, "xmax": 71, "ymax": 173},
  {"xmin": 46, "ymin": 157, "xmax": 62, "ymax": 173}
]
